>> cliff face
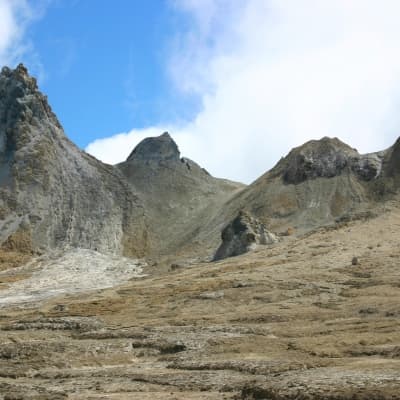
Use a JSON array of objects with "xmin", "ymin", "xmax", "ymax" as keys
[{"xmin": 0, "ymin": 64, "xmax": 148, "ymax": 257}]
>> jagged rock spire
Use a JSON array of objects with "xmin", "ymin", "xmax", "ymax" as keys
[{"xmin": 0, "ymin": 64, "xmax": 62, "ymax": 138}]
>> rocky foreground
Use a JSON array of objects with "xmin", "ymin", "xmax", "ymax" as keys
[{"xmin": 1, "ymin": 198, "xmax": 399, "ymax": 399}]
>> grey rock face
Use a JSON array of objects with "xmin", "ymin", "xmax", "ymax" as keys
[
  {"xmin": 127, "ymin": 132, "xmax": 180, "ymax": 163},
  {"xmin": 0, "ymin": 64, "xmax": 148, "ymax": 256},
  {"xmin": 282, "ymin": 137, "xmax": 356, "ymax": 184},
  {"xmin": 278, "ymin": 137, "xmax": 384, "ymax": 184},
  {"xmin": 385, "ymin": 137, "xmax": 400, "ymax": 178},
  {"xmin": 213, "ymin": 211, "xmax": 278, "ymax": 261},
  {"xmin": 352, "ymin": 153, "xmax": 384, "ymax": 181}
]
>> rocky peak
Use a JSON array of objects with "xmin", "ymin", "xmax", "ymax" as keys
[
  {"xmin": 0, "ymin": 64, "xmax": 62, "ymax": 150},
  {"xmin": 0, "ymin": 64, "xmax": 50, "ymax": 115},
  {"xmin": 1, "ymin": 63, "xmax": 38, "ymax": 93},
  {"xmin": 271, "ymin": 136, "xmax": 384, "ymax": 184},
  {"xmin": 126, "ymin": 132, "xmax": 180, "ymax": 163},
  {"xmin": 280, "ymin": 137, "xmax": 358, "ymax": 184}
]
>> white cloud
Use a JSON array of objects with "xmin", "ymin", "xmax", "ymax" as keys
[
  {"xmin": 0, "ymin": 0, "xmax": 46, "ymax": 71},
  {"xmin": 86, "ymin": 0, "xmax": 400, "ymax": 183},
  {"xmin": 86, "ymin": 127, "xmax": 168, "ymax": 165}
]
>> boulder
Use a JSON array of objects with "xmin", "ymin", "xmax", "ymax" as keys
[{"xmin": 213, "ymin": 211, "xmax": 278, "ymax": 261}]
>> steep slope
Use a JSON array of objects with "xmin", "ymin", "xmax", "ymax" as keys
[
  {"xmin": 199, "ymin": 137, "xmax": 400, "ymax": 259},
  {"xmin": 383, "ymin": 137, "xmax": 400, "ymax": 181},
  {"xmin": 0, "ymin": 64, "xmax": 148, "ymax": 257},
  {"xmin": 118, "ymin": 132, "xmax": 244, "ymax": 258},
  {"xmin": 238, "ymin": 137, "xmax": 386, "ymax": 231}
]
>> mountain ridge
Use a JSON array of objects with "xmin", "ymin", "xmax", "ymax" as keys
[{"xmin": 0, "ymin": 64, "xmax": 399, "ymax": 264}]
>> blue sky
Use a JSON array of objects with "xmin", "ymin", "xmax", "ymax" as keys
[
  {"xmin": 28, "ymin": 0, "xmax": 200, "ymax": 147},
  {"xmin": 1, "ymin": 1, "xmax": 400, "ymax": 183}
]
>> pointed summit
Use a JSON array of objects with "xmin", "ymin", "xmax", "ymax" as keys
[
  {"xmin": 0, "ymin": 64, "xmax": 62, "ymax": 139},
  {"xmin": 1, "ymin": 63, "xmax": 38, "ymax": 91},
  {"xmin": 0, "ymin": 64, "xmax": 63, "ymax": 167},
  {"xmin": 126, "ymin": 132, "xmax": 180, "ymax": 163}
]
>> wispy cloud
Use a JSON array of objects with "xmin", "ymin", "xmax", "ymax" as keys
[
  {"xmin": 0, "ymin": 0, "xmax": 48, "ymax": 77},
  {"xmin": 86, "ymin": 0, "xmax": 400, "ymax": 183}
]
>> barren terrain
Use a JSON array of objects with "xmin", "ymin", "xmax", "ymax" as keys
[{"xmin": 0, "ymin": 199, "xmax": 399, "ymax": 399}]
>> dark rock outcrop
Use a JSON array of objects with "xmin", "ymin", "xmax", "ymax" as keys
[
  {"xmin": 384, "ymin": 137, "xmax": 400, "ymax": 178},
  {"xmin": 213, "ymin": 211, "xmax": 278, "ymax": 261},
  {"xmin": 281, "ymin": 137, "xmax": 357, "ymax": 184},
  {"xmin": 275, "ymin": 137, "xmax": 384, "ymax": 185}
]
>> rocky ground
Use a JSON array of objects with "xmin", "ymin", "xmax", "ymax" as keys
[
  {"xmin": 0, "ymin": 249, "xmax": 145, "ymax": 306},
  {"xmin": 0, "ymin": 199, "xmax": 399, "ymax": 399}
]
